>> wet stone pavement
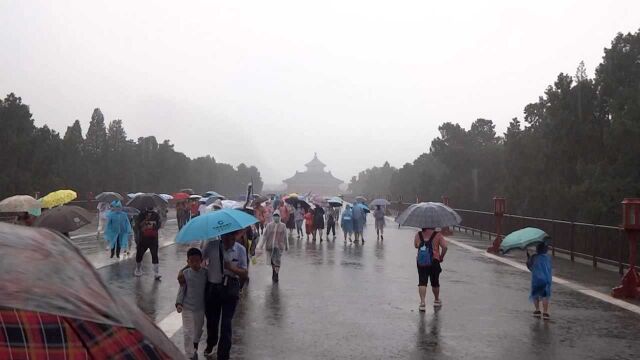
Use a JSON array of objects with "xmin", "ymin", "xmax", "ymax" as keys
[{"xmin": 92, "ymin": 217, "xmax": 640, "ymax": 360}]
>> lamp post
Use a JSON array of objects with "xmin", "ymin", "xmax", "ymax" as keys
[
  {"xmin": 487, "ymin": 197, "xmax": 506, "ymax": 254},
  {"xmin": 441, "ymin": 196, "xmax": 453, "ymax": 235},
  {"xmin": 612, "ymin": 198, "xmax": 640, "ymax": 299}
]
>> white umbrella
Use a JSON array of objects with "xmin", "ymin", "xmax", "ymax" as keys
[
  {"xmin": 159, "ymin": 194, "xmax": 173, "ymax": 201},
  {"xmin": 369, "ymin": 199, "xmax": 391, "ymax": 207},
  {"xmin": 395, "ymin": 202, "xmax": 461, "ymax": 228},
  {"xmin": 0, "ymin": 195, "xmax": 42, "ymax": 213}
]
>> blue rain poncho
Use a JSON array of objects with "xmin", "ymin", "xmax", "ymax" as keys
[
  {"xmin": 341, "ymin": 207, "xmax": 354, "ymax": 234},
  {"xmin": 527, "ymin": 247, "xmax": 552, "ymax": 301},
  {"xmin": 104, "ymin": 201, "xmax": 132, "ymax": 249},
  {"xmin": 351, "ymin": 204, "xmax": 366, "ymax": 233}
]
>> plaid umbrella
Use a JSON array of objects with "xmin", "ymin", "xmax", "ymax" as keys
[
  {"xmin": 395, "ymin": 202, "xmax": 461, "ymax": 228},
  {"xmin": 33, "ymin": 205, "xmax": 92, "ymax": 233},
  {"xmin": 0, "ymin": 224, "xmax": 183, "ymax": 359}
]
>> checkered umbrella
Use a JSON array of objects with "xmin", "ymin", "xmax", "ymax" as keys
[
  {"xmin": 0, "ymin": 224, "xmax": 184, "ymax": 359},
  {"xmin": 395, "ymin": 202, "xmax": 461, "ymax": 228}
]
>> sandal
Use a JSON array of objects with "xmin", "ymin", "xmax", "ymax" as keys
[
  {"xmin": 419, "ymin": 304, "xmax": 426, "ymax": 312},
  {"xmin": 533, "ymin": 310, "xmax": 542, "ymax": 318},
  {"xmin": 434, "ymin": 299, "xmax": 442, "ymax": 307},
  {"xmin": 542, "ymin": 313, "xmax": 550, "ymax": 320}
]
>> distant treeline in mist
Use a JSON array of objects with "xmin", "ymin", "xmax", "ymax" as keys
[
  {"xmin": 349, "ymin": 29, "xmax": 640, "ymax": 225},
  {"xmin": 0, "ymin": 96, "xmax": 263, "ymax": 199}
]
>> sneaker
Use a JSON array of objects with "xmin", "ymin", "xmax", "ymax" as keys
[
  {"xmin": 434, "ymin": 299, "xmax": 442, "ymax": 307},
  {"xmin": 419, "ymin": 304, "xmax": 426, "ymax": 312},
  {"xmin": 154, "ymin": 274, "xmax": 162, "ymax": 281},
  {"xmin": 203, "ymin": 347, "xmax": 214, "ymax": 357},
  {"xmin": 533, "ymin": 310, "xmax": 542, "ymax": 318},
  {"xmin": 134, "ymin": 268, "xmax": 143, "ymax": 277},
  {"xmin": 542, "ymin": 313, "xmax": 550, "ymax": 320}
]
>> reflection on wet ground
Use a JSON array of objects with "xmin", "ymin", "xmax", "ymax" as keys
[{"xmin": 97, "ymin": 221, "xmax": 640, "ymax": 359}]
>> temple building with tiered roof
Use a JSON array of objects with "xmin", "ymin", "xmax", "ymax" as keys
[{"xmin": 283, "ymin": 153, "xmax": 344, "ymax": 196}]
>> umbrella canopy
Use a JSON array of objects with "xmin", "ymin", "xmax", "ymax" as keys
[
  {"xmin": 95, "ymin": 192, "xmax": 123, "ymax": 203},
  {"xmin": 40, "ymin": 190, "xmax": 77, "ymax": 209},
  {"xmin": 395, "ymin": 202, "xmax": 461, "ymax": 228},
  {"xmin": 175, "ymin": 209, "xmax": 259, "ymax": 244},
  {"xmin": 221, "ymin": 200, "xmax": 244, "ymax": 209},
  {"xmin": 189, "ymin": 194, "xmax": 202, "ymax": 200},
  {"xmin": 296, "ymin": 199, "xmax": 311, "ymax": 211},
  {"xmin": 172, "ymin": 192, "xmax": 190, "ymax": 200},
  {"xmin": 0, "ymin": 224, "xmax": 183, "ymax": 359},
  {"xmin": 355, "ymin": 196, "xmax": 367, "ymax": 203},
  {"xmin": 327, "ymin": 197, "xmax": 343, "ymax": 207},
  {"xmin": 206, "ymin": 199, "xmax": 223, "ymax": 211},
  {"xmin": 500, "ymin": 227, "xmax": 550, "ymax": 254},
  {"xmin": 179, "ymin": 188, "xmax": 194, "ymax": 195},
  {"xmin": 126, "ymin": 193, "xmax": 167, "ymax": 210},
  {"xmin": 311, "ymin": 195, "xmax": 328, "ymax": 207},
  {"xmin": 202, "ymin": 191, "xmax": 225, "ymax": 199},
  {"xmin": 33, "ymin": 205, "xmax": 92, "ymax": 233},
  {"xmin": 370, "ymin": 198, "xmax": 391, "ymax": 207},
  {"xmin": 127, "ymin": 192, "xmax": 143, "ymax": 199},
  {"xmin": 0, "ymin": 195, "xmax": 41, "ymax": 213},
  {"xmin": 122, "ymin": 207, "xmax": 141, "ymax": 217},
  {"xmin": 251, "ymin": 195, "xmax": 269, "ymax": 207},
  {"xmin": 159, "ymin": 193, "xmax": 173, "ymax": 201}
]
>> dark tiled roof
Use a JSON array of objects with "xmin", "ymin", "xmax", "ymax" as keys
[
  {"xmin": 283, "ymin": 170, "xmax": 343, "ymax": 185},
  {"xmin": 305, "ymin": 153, "xmax": 326, "ymax": 168}
]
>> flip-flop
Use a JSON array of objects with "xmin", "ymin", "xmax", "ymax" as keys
[{"xmin": 533, "ymin": 310, "xmax": 542, "ymax": 318}]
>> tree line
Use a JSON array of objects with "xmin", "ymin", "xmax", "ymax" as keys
[
  {"xmin": 0, "ymin": 96, "xmax": 263, "ymax": 200},
  {"xmin": 348, "ymin": 29, "xmax": 640, "ymax": 225}
]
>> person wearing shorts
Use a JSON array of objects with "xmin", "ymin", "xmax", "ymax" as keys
[{"xmin": 414, "ymin": 228, "xmax": 448, "ymax": 311}]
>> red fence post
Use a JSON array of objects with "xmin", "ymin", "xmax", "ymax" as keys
[
  {"xmin": 612, "ymin": 198, "xmax": 640, "ymax": 299},
  {"xmin": 487, "ymin": 197, "xmax": 506, "ymax": 254}
]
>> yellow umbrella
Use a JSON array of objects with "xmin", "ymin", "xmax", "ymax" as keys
[
  {"xmin": 288, "ymin": 193, "xmax": 299, "ymax": 198},
  {"xmin": 40, "ymin": 190, "xmax": 77, "ymax": 208}
]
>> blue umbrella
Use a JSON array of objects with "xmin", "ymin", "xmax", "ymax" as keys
[
  {"xmin": 499, "ymin": 227, "xmax": 549, "ymax": 254},
  {"xmin": 175, "ymin": 209, "xmax": 259, "ymax": 244}
]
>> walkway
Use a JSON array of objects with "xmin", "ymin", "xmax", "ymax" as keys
[{"xmin": 87, "ymin": 215, "xmax": 640, "ymax": 359}]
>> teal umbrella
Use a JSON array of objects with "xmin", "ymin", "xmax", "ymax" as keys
[
  {"xmin": 499, "ymin": 227, "xmax": 549, "ymax": 254},
  {"xmin": 175, "ymin": 209, "xmax": 258, "ymax": 244}
]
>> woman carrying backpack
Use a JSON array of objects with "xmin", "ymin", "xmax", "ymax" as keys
[{"xmin": 414, "ymin": 227, "xmax": 448, "ymax": 312}]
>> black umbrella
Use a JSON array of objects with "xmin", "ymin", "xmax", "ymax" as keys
[
  {"xmin": 126, "ymin": 193, "xmax": 167, "ymax": 210},
  {"xmin": 95, "ymin": 192, "xmax": 123, "ymax": 203},
  {"xmin": 33, "ymin": 205, "xmax": 92, "ymax": 233}
]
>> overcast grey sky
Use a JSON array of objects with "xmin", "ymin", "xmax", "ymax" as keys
[{"xmin": 1, "ymin": 1, "xmax": 639, "ymax": 184}]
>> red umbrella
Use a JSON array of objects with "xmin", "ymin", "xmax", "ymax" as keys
[
  {"xmin": 172, "ymin": 192, "xmax": 190, "ymax": 200},
  {"xmin": 0, "ymin": 224, "xmax": 183, "ymax": 359}
]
